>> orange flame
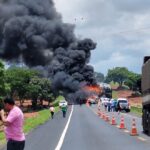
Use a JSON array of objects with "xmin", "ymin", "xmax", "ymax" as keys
[{"xmin": 84, "ymin": 85, "xmax": 102, "ymax": 94}]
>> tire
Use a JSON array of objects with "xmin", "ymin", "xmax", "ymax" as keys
[
  {"xmin": 125, "ymin": 109, "xmax": 130, "ymax": 113},
  {"xmin": 143, "ymin": 108, "xmax": 148, "ymax": 134},
  {"xmin": 147, "ymin": 113, "xmax": 150, "ymax": 136}
]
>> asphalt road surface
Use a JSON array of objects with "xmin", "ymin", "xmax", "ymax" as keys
[{"xmin": 2, "ymin": 104, "xmax": 150, "ymax": 150}]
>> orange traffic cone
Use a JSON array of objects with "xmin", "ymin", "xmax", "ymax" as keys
[
  {"xmin": 111, "ymin": 115, "xmax": 116, "ymax": 125},
  {"xmin": 130, "ymin": 118, "xmax": 138, "ymax": 136},
  {"xmin": 100, "ymin": 112, "xmax": 103, "ymax": 118},
  {"xmin": 105, "ymin": 115, "xmax": 110, "ymax": 122},
  {"xmin": 119, "ymin": 116, "xmax": 125, "ymax": 129},
  {"xmin": 102, "ymin": 113, "xmax": 106, "ymax": 120},
  {"xmin": 97, "ymin": 110, "xmax": 100, "ymax": 116},
  {"xmin": 86, "ymin": 100, "xmax": 89, "ymax": 107},
  {"xmin": 99, "ymin": 111, "xmax": 102, "ymax": 117}
]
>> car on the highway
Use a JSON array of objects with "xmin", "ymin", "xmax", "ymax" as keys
[
  {"xmin": 115, "ymin": 98, "xmax": 130, "ymax": 112},
  {"xmin": 88, "ymin": 98, "xmax": 96, "ymax": 104},
  {"xmin": 59, "ymin": 100, "xmax": 68, "ymax": 107}
]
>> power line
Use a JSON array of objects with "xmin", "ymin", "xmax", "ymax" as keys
[
  {"xmin": 114, "ymin": 27, "xmax": 150, "ymax": 35},
  {"xmin": 105, "ymin": 26, "xmax": 150, "ymax": 37}
]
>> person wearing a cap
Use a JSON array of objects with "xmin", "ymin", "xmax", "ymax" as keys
[{"xmin": 0, "ymin": 97, "xmax": 25, "ymax": 150}]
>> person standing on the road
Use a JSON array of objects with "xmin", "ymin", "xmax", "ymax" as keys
[
  {"xmin": 61, "ymin": 104, "xmax": 67, "ymax": 118},
  {"xmin": 107, "ymin": 100, "xmax": 111, "ymax": 112},
  {"xmin": 97, "ymin": 100, "xmax": 101, "ymax": 111},
  {"xmin": 117, "ymin": 101, "xmax": 121, "ymax": 114},
  {"xmin": 110, "ymin": 99, "xmax": 115, "ymax": 112},
  {"xmin": 104, "ymin": 101, "xmax": 107, "ymax": 111},
  {"xmin": 49, "ymin": 104, "xmax": 55, "ymax": 119},
  {"xmin": 0, "ymin": 97, "xmax": 25, "ymax": 150}
]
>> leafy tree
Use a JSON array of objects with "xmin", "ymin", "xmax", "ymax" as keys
[
  {"xmin": 26, "ymin": 76, "xmax": 54, "ymax": 109},
  {"xmin": 5, "ymin": 67, "xmax": 38, "ymax": 105},
  {"xmin": 94, "ymin": 72, "xmax": 104, "ymax": 82},
  {"xmin": 125, "ymin": 72, "xmax": 141, "ymax": 91},
  {"xmin": 26, "ymin": 77, "xmax": 42, "ymax": 109},
  {"xmin": 38, "ymin": 78, "xmax": 52, "ymax": 106},
  {"xmin": 0, "ymin": 60, "xmax": 6, "ymax": 95},
  {"xmin": 105, "ymin": 67, "xmax": 129, "ymax": 87}
]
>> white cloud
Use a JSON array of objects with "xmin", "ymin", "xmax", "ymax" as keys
[{"xmin": 54, "ymin": 0, "xmax": 150, "ymax": 75}]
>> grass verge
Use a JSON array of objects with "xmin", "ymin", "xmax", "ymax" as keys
[
  {"xmin": 0, "ymin": 96, "xmax": 63, "ymax": 143},
  {"xmin": 112, "ymin": 91, "xmax": 118, "ymax": 99},
  {"xmin": 130, "ymin": 106, "xmax": 142, "ymax": 116},
  {"xmin": 24, "ymin": 106, "xmax": 59, "ymax": 133}
]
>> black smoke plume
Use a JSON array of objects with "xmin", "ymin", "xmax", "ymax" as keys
[{"xmin": 0, "ymin": 0, "xmax": 97, "ymax": 103}]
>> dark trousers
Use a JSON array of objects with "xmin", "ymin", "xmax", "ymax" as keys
[
  {"xmin": 51, "ymin": 111, "xmax": 54, "ymax": 119},
  {"xmin": 62, "ymin": 111, "xmax": 66, "ymax": 118},
  {"xmin": 7, "ymin": 139, "xmax": 25, "ymax": 150}
]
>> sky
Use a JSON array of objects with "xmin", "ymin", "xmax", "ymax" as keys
[{"xmin": 53, "ymin": 0, "xmax": 150, "ymax": 75}]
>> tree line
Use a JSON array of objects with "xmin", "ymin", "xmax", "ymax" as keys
[
  {"xmin": 0, "ymin": 61, "xmax": 55, "ymax": 110},
  {"xmin": 105, "ymin": 67, "xmax": 141, "ymax": 92},
  {"xmin": 95, "ymin": 67, "xmax": 141, "ymax": 93}
]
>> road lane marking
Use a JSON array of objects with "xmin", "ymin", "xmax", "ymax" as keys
[
  {"xmin": 137, "ymin": 137, "xmax": 147, "ymax": 141},
  {"xmin": 55, "ymin": 105, "xmax": 74, "ymax": 150},
  {"xmin": 124, "ymin": 129, "xmax": 130, "ymax": 133}
]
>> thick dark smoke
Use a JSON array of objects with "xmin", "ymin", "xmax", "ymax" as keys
[{"xmin": 0, "ymin": 0, "xmax": 97, "ymax": 103}]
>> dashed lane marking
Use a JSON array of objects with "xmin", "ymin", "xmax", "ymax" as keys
[
  {"xmin": 137, "ymin": 137, "xmax": 147, "ymax": 141},
  {"xmin": 124, "ymin": 129, "xmax": 130, "ymax": 133}
]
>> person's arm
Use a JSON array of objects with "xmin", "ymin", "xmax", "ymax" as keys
[{"xmin": 0, "ymin": 109, "xmax": 10, "ymax": 126}]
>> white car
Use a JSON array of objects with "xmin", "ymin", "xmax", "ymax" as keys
[
  {"xmin": 116, "ymin": 98, "xmax": 130, "ymax": 112},
  {"xmin": 59, "ymin": 100, "xmax": 68, "ymax": 107},
  {"xmin": 88, "ymin": 98, "xmax": 96, "ymax": 104}
]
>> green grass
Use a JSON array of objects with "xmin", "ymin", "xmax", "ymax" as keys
[
  {"xmin": 0, "ymin": 96, "xmax": 63, "ymax": 142},
  {"xmin": 112, "ymin": 91, "xmax": 118, "ymax": 99},
  {"xmin": 110, "ymin": 81, "xmax": 119, "ymax": 87},
  {"xmin": 24, "ymin": 106, "xmax": 59, "ymax": 133},
  {"xmin": 130, "ymin": 106, "xmax": 142, "ymax": 116},
  {"xmin": 0, "ymin": 132, "xmax": 5, "ymax": 141}
]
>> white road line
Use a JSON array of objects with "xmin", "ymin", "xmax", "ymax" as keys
[
  {"xmin": 124, "ymin": 129, "xmax": 130, "ymax": 133},
  {"xmin": 55, "ymin": 105, "xmax": 74, "ymax": 150},
  {"xmin": 137, "ymin": 137, "xmax": 147, "ymax": 141}
]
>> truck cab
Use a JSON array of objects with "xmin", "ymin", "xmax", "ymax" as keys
[{"xmin": 142, "ymin": 56, "xmax": 150, "ymax": 135}]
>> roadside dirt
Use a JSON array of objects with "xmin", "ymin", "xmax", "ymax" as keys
[{"xmin": 115, "ymin": 90, "xmax": 142, "ymax": 107}]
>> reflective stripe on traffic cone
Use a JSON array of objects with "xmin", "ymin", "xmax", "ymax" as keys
[
  {"xmin": 111, "ymin": 115, "xmax": 116, "ymax": 125},
  {"xmin": 105, "ymin": 115, "xmax": 110, "ymax": 122},
  {"xmin": 97, "ymin": 110, "xmax": 100, "ymax": 116},
  {"xmin": 99, "ymin": 111, "xmax": 102, "ymax": 117},
  {"xmin": 102, "ymin": 113, "xmax": 106, "ymax": 120},
  {"xmin": 100, "ymin": 112, "xmax": 103, "ymax": 118},
  {"xmin": 130, "ymin": 118, "xmax": 138, "ymax": 136},
  {"xmin": 86, "ymin": 100, "xmax": 89, "ymax": 107},
  {"xmin": 119, "ymin": 115, "xmax": 125, "ymax": 129}
]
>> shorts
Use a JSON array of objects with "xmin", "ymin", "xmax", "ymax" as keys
[{"xmin": 7, "ymin": 139, "xmax": 25, "ymax": 150}]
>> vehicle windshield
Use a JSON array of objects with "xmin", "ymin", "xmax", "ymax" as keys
[{"xmin": 118, "ymin": 100, "xmax": 128, "ymax": 103}]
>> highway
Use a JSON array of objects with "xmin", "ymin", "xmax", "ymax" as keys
[{"xmin": 2, "ymin": 104, "xmax": 150, "ymax": 150}]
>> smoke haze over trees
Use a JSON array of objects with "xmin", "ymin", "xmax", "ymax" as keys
[{"xmin": 0, "ymin": 0, "xmax": 97, "ymax": 102}]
